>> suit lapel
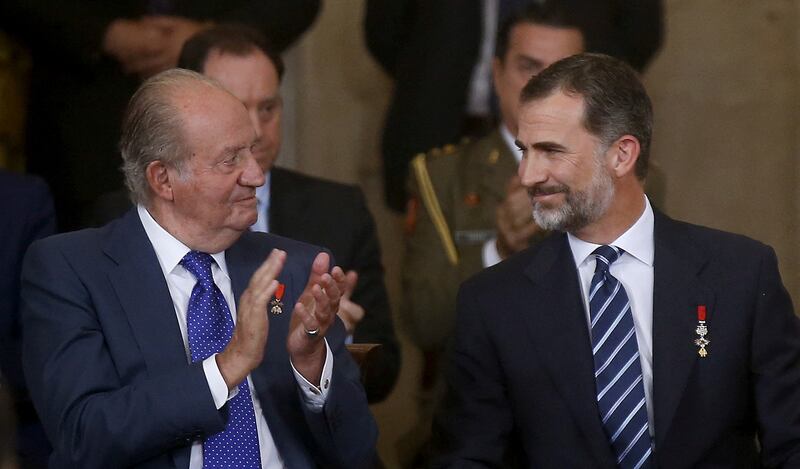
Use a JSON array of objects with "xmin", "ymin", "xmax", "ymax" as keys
[
  {"xmin": 104, "ymin": 210, "xmax": 189, "ymax": 373},
  {"xmin": 103, "ymin": 210, "xmax": 193, "ymax": 469},
  {"xmin": 651, "ymin": 213, "xmax": 714, "ymax": 450},
  {"xmin": 226, "ymin": 232, "xmax": 314, "ymax": 467},
  {"xmin": 522, "ymin": 235, "xmax": 617, "ymax": 467}
]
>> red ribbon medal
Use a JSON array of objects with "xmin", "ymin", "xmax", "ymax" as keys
[
  {"xmin": 694, "ymin": 305, "xmax": 710, "ymax": 357},
  {"xmin": 270, "ymin": 283, "xmax": 285, "ymax": 315}
]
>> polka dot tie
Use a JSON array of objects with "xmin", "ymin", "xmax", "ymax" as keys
[{"xmin": 181, "ymin": 251, "xmax": 262, "ymax": 468}]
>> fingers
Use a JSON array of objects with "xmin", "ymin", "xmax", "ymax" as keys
[
  {"xmin": 239, "ymin": 249, "xmax": 286, "ymax": 312},
  {"xmin": 342, "ymin": 270, "xmax": 358, "ymax": 299},
  {"xmin": 304, "ymin": 252, "xmax": 331, "ymax": 291}
]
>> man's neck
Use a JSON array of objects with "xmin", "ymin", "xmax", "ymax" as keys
[
  {"xmin": 572, "ymin": 189, "xmax": 647, "ymax": 245},
  {"xmin": 145, "ymin": 202, "xmax": 240, "ymax": 254}
]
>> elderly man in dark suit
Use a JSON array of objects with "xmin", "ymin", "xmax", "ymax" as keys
[
  {"xmin": 93, "ymin": 24, "xmax": 401, "ymax": 403},
  {"xmin": 432, "ymin": 53, "xmax": 800, "ymax": 468},
  {"xmin": 21, "ymin": 69, "xmax": 377, "ymax": 468}
]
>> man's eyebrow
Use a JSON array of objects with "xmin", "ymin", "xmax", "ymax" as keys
[
  {"xmin": 514, "ymin": 139, "xmax": 526, "ymax": 151},
  {"xmin": 219, "ymin": 144, "xmax": 248, "ymax": 158},
  {"xmin": 532, "ymin": 141, "xmax": 568, "ymax": 152},
  {"xmin": 516, "ymin": 55, "xmax": 544, "ymax": 70}
]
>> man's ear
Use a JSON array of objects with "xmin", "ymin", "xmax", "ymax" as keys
[
  {"xmin": 608, "ymin": 135, "xmax": 641, "ymax": 178},
  {"xmin": 145, "ymin": 161, "xmax": 175, "ymax": 201}
]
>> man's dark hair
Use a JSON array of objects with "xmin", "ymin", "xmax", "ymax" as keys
[
  {"xmin": 178, "ymin": 24, "xmax": 285, "ymax": 80},
  {"xmin": 520, "ymin": 53, "xmax": 653, "ymax": 180},
  {"xmin": 495, "ymin": 2, "xmax": 586, "ymax": 61}
]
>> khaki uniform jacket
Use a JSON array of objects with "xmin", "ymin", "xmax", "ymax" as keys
[{"xmin": 403, "ymin": 129, "xmax": 519, "ymax": 353}]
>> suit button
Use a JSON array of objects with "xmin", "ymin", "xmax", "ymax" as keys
[{"xmin": 184, "ymin": 437, "xmax": 193, "ymax": 445}]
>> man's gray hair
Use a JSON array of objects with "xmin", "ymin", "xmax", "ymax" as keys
[
  {"xmin": 520, "ymin": 53, "xmax": 653, "ymax": 180},
  {"xmin": 119, "ymin": 68, "xmax": 223, "ymax": 204}
]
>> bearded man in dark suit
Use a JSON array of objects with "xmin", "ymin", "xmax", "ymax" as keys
[{"xmin": 431, "ymin": 53, "xmax": 800, "ymax": 468}]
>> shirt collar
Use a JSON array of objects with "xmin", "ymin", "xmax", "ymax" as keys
[
  {"xmin": 137, "ymin": 204, "xmax": 229, "ymax": 278},
  {"xmin": 499, "ymin": 124, "xmax": 522, "ymax": 163},
  {"xmin": 256, "ymin": 170, "xmax": 271, "ymax": 209},
  {"xmin": 567, "ymin": 195, "xmax": 655, "ymax": 269}
]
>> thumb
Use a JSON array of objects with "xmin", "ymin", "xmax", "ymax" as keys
[{"xmin": 505, "ymin": 175, "xmax": 522, "ymax": 195}]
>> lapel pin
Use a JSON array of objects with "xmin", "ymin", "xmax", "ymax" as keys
[
  {"xmin": 694, "ymin": 305, "xmax": 710, "ymax": 357},
  {"xmin": 270, "ymin": 283, "xmax": 285, "ymax": 315}
]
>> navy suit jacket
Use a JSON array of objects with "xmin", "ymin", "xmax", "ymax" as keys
[
  {"xmin": 89, "ymin": 167, "xmax": 402, "ymax": 403},
  {"xmin": 0, "ymin": 171, "xmax": 55, "ymax": 395},
  {"xmin": 21, "ymin": 209, "xmax": 377, "ymax": 468},
  {"xmin": 270, "ymin": 167, "xmax": 400, "ymax": 403},
  {"xmin": 432, "ymin": 212, "xmax": 800, "ymax": 468}
]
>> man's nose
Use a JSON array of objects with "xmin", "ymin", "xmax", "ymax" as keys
[
  {"xmin": 249, "ymin": 110, "xmax": 263, "ymax": 139},
  {"xmin": 240, "ymin": 151, "xmax": 265, "ymax": 187},
  {"xmin": 518, "ymin": 153, "xmax": 547, "ymax": 188}
]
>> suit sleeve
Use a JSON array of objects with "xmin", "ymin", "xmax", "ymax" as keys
[
  {"xmin": 0, "ymin": 0, "xmax": 319, "ymax": 66},
  {"xmin": 21, "ymin": 240, "xmax": 226, "ymax": 468},
  {"xmin": 300, "ymin": 316, "xmax": 379, "ymax": 468},
  {"xmin": 430, "ymin": 281, "xmax": 514, "ymax": 468},
  {"xmin": 402, "ymin": 160, "xmax": 462, "ymax": 354},
  {"xmin": 214, "ymin": 0, "xmax": 321, "ymax": 51},
  {"xmin": 363, "ymin": 0, "xmax": 412, "ymax": 76},
  {"xmin": 0, "ymin": 177, "xmax": 55, "ymax": 393},
  {"xmin": 614, "ymin": 0, "xmax": 664, "ymax": 72},
  {"xmin": 347, "ymin": 188, "xmax": 402, "ymax": 403},
  {"xmin": 750, "ymin": 247, "xmax": 800, "ymax": 467}
]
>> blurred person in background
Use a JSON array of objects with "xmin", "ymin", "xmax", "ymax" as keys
[
  {"xmin": 364, "ymin": 0, "xmax": 663, "ymax": 212},
  {"xmin": 0, "ymin": 170, "xmax": 55, "ymax": 469},
  {"xmin": 0, "ymin": 1, "xmax": 321, "ymax": 231}
]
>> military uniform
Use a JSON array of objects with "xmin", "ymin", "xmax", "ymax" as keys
[{"xmin": 403, "ymin": 129, "xmax": 519, "ymax": 354}]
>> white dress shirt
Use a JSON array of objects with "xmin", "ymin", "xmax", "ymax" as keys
[
  {"xmin": 466, "ymin": 0, "xmax": 498, "ymax": 116},
  {"xmin": 567, "ymin": 196, "xmax": 656, "ymax": 436},
  {"xmin": 137, "ymin": 205, "xmax": 333, "ymax": 468},
  {"xmin": 251, "ymin": 171, "xmax": 271, "ymax": 233},
  {"xmin": 481, "ymin": 124, "xmax": 523, "ymax": 267}
]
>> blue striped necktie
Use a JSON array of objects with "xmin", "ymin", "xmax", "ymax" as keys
[
  {"xmin": 589, "ymin": 245, "xmax": 652, "ymax": 469},
  {"xmin": 181, "ymin": 251, "xmax": 262, "ymax": 468}
]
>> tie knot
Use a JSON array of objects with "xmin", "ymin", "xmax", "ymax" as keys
[
  {"xmin": 592, "ymin": 245, "xmax": 623, "ymax": 273},
  {"xmin": 180, "ymin": 251, "xmax": 215, "ymax": 286}
]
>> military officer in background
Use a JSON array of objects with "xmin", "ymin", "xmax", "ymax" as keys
[{"xmin": 399, "ymin": 4, "xmax": 586, "ymax": 466}]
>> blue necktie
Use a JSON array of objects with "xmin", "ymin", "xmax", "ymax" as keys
[
  {"xmin": 589, "ymin": 246, "xmax": 652, "ymax": 469},
  {"xmin": 181, "ymin": 251, "xmax": 262, "ymax": 469}
]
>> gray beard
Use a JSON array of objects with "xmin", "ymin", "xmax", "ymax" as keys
[{"xmin": 531, "ymin": 163, "xmax": 615, "ymax": 233}]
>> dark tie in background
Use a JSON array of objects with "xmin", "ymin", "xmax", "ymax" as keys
[
  {"xmin": 181, "ymin": 251, "xmax": 262, "ymax": 469},
  {"xmin": 589, "ymin": 245, "xmax": 652, "ymax": 469}
]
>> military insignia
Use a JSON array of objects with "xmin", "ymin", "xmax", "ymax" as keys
[
  {"xmin": 405, "ymin": 197, "xmax": 419, "ymax": 235},
  {"xmin": 487, "ymin": 149, "xmax": 500, "ymax": 165},
  {"xmin": 454, "ymin": 229, "xmax": 495, "ymax": 245},
  {"xmin": 464, "ymin": 192, "xmax": 480, "ymax": 207},
  {"xmin": 270, "ymin": 283, "xmax": 286, "ymax": 315},
  {"xmin": 694, "ymin": 305, "xmax": 710, "ymax": 357}
]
